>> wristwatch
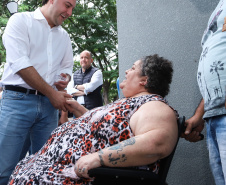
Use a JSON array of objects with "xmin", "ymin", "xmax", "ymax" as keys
[{"xmin": 75, "ymin": 85, "xmax": 78, "ymax": 89}]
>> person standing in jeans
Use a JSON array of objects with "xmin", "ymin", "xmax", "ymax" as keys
[
  {"xmin": 0, "ymin": 0, "xmax": 76, "ymax": 184},
  {"xmin": 183, "ymin": 1, "xmax": 226, "ymax": 184}
]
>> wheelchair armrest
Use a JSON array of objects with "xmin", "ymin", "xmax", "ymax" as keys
[
  {"xmin": 88, "ymin": 167, "xmax": 164, "ymax": 185},
  {"xmin": 88, "ymin": 166, "xmax": 159, "ymax": 180}
]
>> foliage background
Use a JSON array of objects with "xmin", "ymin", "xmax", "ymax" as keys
[{"xmin": 0, "ymin": 0, "xmax": 119, "ymax": 103}]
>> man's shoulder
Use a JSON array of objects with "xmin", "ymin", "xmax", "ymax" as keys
[
  {"xmin": 10, "ymin": 11, "xmax": 33, "ymax": 21},
  {"xmin": 58, "ymin": 26, "xmax": 70, "ymax": 36},
  {"xmin": 91, "ymin": 67, "xmax": 101, "ymax": 72},
  {"xmin": 15, "ymin": 11, "xmax": 33, "ymax": 16},
  {"xmin": 74, "ymin": 68, "xmax": 82, "ymax": 74},
  {"xmin": 6, "ymin": 11, "xmax": 34, "ymax": 28}
]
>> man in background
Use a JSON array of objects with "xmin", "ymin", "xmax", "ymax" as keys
[{"xmin": 59, "ymin": 50, "xmax": 103, "ymax": 124}]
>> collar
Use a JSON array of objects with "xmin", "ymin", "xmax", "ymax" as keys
[
  {"xmin": 82, "ymin": 66, "xmax": 92, "ymax": 74},
  {"xmin": 34, "ymin": 8, "xmax": 46, "ymax": 20},
  {"xmin": 33, "ymin": 8, "xmax": 62, "ymax": 30}
]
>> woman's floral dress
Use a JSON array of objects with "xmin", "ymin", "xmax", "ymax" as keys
[{"xmin": 8, "ymin": 94, "xmax": 177, "ymax": 185}]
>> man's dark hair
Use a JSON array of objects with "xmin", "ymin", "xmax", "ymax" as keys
[
  {"xmin": 140, "ymin": 54, "xmax": 173, "ymax": 97},
  {"xmin": 42, "ymin": 0, "xmax": 49, "ymax": 5}
]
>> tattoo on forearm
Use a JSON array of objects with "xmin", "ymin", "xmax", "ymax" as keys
[
  {"xmin": 98, "ymin": 150, "xmax": 105, "ymax": 166},
  {"xmin": 108, "ymin": 153, "xmax": 127, "ymax": 165},
  {"xmin": 109, "ymin": 137, "xmax": 136, "ymax": 151},
  {"xmin": 107, "ymin": 137, "xmax": 136, "ymax": 165}
]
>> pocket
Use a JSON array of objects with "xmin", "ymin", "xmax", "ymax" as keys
[
  {"xmin": 0, "ymin": 90, "xmax": 27, "ymax": 114},
  {"xmin": 3, "ymin": 90, "xmax": 26, "ymax": 100}
]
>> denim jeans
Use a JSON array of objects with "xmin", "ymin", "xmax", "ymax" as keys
[
  {"xmin": 206, "ymin": 115, "xmax": 226, "ymax": 185},
  {"xmin": 0, "ymin": 90, "xmax": 58, "ymax": 184},
  {"xmin": 19, "ymin": 132, "xmax": 32, "ymax": 160}
]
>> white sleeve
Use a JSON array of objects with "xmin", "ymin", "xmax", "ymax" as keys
[
  {"xmin": 83, "ymin": 70, "xmax": 103, "ymax": 95},
  {"xmin": 58, "ymin": 35, "xmax": 74, "ymax": 77},
  {"xmin": 66, "ymin": 76, "xmax": 79, "ymax": 94},
  {"xmin": 3, "ymin": 13, "xmax": 32, "ymax": 74}
]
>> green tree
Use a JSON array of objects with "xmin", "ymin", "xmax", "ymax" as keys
[
  {"xmin": 0, "ymin": 0, "xmax": 10, "ymax": 71},
  {"xmin": 0, "ymin": 1, "xmax": 30, "ymax": 76},
  {"xmin": 0, "ymin": 0, "xmax": 118, "ymax": 103},
  {"xmin": 66, "ymin": 0, "xmax": 118, "ymax": 104}
]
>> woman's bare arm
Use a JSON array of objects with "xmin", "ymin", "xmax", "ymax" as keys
[{"xmin": 74, "ymin": 101, "xmax": 178, "ymax": 178}]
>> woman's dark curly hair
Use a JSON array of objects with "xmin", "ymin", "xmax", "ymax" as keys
[
  {"xmin": 140, "ymin": 54, "xmax": 173, "ymax": 97},
  {"xmin": 42, "ymin": 0, "xmax": 48, "ymax": 5}
]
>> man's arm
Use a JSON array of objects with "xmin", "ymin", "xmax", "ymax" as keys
[
  {"xmin": 66, "ymin": 75, "xmax": 85, "ymax": 97},
  {"xmin": 74, "ymin": 101, "xmax": 178, "ymax": 178},
  {"xmin": 3, "ymin": 14, "xmax": 72, "ymax": 111},
  {"xmin": 181, "ymin": 99, "xmax": 205, "ymax": 142},
  {"xmin": 54, "ymin": 35, "xmax": 73, "ymax": 91},
  {"xmin": 18, "ymin": 67, "xmax": 72, "ymax": 111},
  {"xmin": 72, "ymin": 91, "xmax": 86, "ymax": 97},
  {"xmin": 77, "ymin": 70, "xmax": 103, "ymax": 94}
]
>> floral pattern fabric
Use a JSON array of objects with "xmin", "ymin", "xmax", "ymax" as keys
[{"xmin": 8, "ymin": 94, "xmax": 176, "ymax": 185}]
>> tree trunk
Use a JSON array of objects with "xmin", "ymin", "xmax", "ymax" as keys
[{"xmin": 102, "ymin": 82, "xmax": 110, "ymax": 105}]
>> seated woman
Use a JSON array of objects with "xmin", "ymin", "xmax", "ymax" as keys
[{"xmin": 8, "ymin": 54, "xmax": 178, "ymax": 185}]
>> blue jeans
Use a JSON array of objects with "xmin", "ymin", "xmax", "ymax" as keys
[
  {"xmin": 206, "ymin": 115, "xmax": 226, "ymax": 185},
  {"xmin": 19, "ymin": 132, "xmax": 32, "ymax": 160},
  {"xmin": 0, "ymin": 90, "xmax": 58, "ymax": 184}
]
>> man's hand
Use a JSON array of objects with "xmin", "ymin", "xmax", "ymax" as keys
[
  {"xmin": 72, "ymin": 91, "xmax": 86, "ymax": 97},
  {"xmin": 54, "ymin": 73, "xmax": 70, "ymax": 91},
  {"xmin": 181, "ymin": 116, "xmax": 205, "ymax": 142},
  {"xmin": 16, "ymin": 67, "xmax": 72, "ymax": 111},
  {"xmin": 75, "ymin": 153, "xmax": 100, "ymax": 179},
  {"xmin": 48, "ymin": 91, "xmax": 72, "ymax": 111}
]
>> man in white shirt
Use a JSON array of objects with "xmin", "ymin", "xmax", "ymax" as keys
[
  {"xmin": 67, "ymin": 50, "xmax": 103, "ymax": 110},
  {"xmin": 59, "ymin": 50, "xmax": 103, "ymax": 124},
  {"xmin": 0, "ymin": 0, "xmax": 76, "ymax": 184}
]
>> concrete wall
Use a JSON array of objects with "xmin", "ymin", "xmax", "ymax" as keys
[{"xmin": 116, "ymin": 0, "xmax": 218, "ymax": 184}]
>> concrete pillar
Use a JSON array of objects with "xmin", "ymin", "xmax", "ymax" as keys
[{"xmin": 117, "ymin": 0, "xmax": 218, "ymax": 184}]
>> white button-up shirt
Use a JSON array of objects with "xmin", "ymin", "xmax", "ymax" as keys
[
  {"xmin": 67, "ymin": 69, "xmax": 103, "ymax": 104},
  {"xmin": 1, "ymin": 8, "xmax": 73, "ymax": 89}
]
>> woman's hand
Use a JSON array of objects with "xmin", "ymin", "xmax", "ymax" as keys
[
  {"xmin": 74, "ymin": 153, "xmax": 101, "ymax": 178},
  {"xmin": 66, "ymin": 99, "xmax": 88, "ymax": 117},
  {"xmin": 65, "ymin": 99, "xmax": 79, "ymax": 113}
]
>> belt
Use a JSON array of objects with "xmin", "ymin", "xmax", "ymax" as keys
[{"xmin": 4, "ymin": 85, "xmax": 45, "ymax": 96}]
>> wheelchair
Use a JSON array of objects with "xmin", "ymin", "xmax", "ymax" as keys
[{"xmin": 88, "ymin": 116, "xmax": 186, "ymax": 185}]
